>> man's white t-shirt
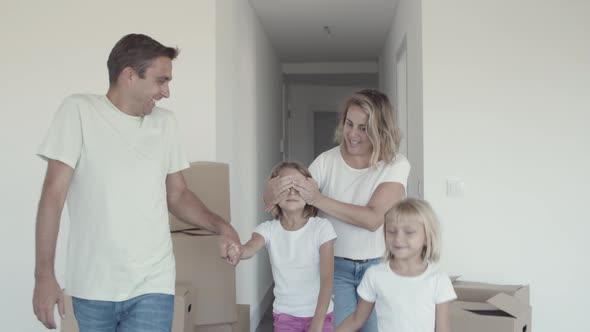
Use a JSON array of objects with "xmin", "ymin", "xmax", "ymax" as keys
[
  {"xmin": 37, "ymin": 94, "xmax": 189, "ymax": 301},
  {"xmin": 357, "ymin": 262, "xmax": 457, "ymax": 332},
  {"xmin": 254, "ymin": 217, "xmax": 337, "ymax": 317},
  {"xmin": 309, "ymin": 146, "xmax": 411, "ymax": 259}
]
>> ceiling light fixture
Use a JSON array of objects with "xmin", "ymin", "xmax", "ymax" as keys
[{"xmin": 323, "ymin": 25, "xmax": 333, "ymax": 38}]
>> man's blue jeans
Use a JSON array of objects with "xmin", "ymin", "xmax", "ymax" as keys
[
  {"xmin": 72, "ymin": 293, "xmax": 174, "ymax": 332},
  {"xmin": 333, "ymin": 257, "xmax": 380, "ymax": 332}
]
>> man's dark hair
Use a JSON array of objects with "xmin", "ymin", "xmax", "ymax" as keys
[{"xmin": 107, "ymin": 34, "xmax": 179, "ymax": 85}]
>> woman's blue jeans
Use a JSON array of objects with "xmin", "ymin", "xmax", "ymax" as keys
[{"xmin": 333, "ymin": 257, "xmax": 380, "ymax": 332}]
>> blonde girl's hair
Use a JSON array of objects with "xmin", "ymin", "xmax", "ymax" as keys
[
  {"xmin": 334, "ymin": 89, "xmax": 401, "ymax": 166},
  {"xmin": 383, "ymin": 198, "xmax": 441, "ymax": 263},
  {"xmin": 268, "ymin": 161, "xmax": 318, "ymax": 220}
]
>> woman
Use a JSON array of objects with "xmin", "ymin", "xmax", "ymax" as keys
[{"xmin": 264, "ymin": 89, "xmax": 410, "ymax": 332}]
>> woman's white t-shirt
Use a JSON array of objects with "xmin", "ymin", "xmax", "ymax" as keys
[
  {"xmin": 255, "ymin": 217, "xmax": 337, "ymax": 317},
  {"xmin": 309, "ymin": 146, "xmax": 410, "ymax": 259}
]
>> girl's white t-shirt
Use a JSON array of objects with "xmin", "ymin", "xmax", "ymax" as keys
[
  {"xmin": 357, "ymin": 262, "xmax": 457, "ymax": 332},
  {"xmin": 37, "ymin": 94, "xmax": 189, "ymax": 301},
  {"xmin": 309, "ymin": 146, "xmax": 411, "ymax": 259},
  {"xmin": 255, "ymin": 217, "xmax": 337, "ymax": 317}
]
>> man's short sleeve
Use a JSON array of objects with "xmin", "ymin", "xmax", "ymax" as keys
[
  {"xmin": 37, "ymin": 96, "xmax": 83, "ymax": 169},
  {"xmin": 165, "ymin": 113, "xmax": 190, "ymax": 174}
]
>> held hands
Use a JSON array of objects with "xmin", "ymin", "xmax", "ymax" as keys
[
  {"xmin": 218, "ymin": 225, "xmax": 243, "ymax": 266},
  {"xmin": 220, "ymin": 238, "xmax": 243, "ymax": 266},
  {"xmin": 227, "ymin": 242, "xmax": 242, "ymax": 264},
  {"xmin": 33, "ymin": 276, "xmax": 65, "ymax": 329}
]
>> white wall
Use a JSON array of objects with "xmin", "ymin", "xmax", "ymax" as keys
[
  {"xmin": 0, "ymin": 1, "xmax": 215, "ymax": 330},
  {"xmin": 422, "ymin": 1, "xmax": 590, "ymax": 331},
  {"xmin": 379, "ymin": 0, "xmax": 423, "ymax": 198},
  {"xmin": 216, "ymin": 1, "xmax": 283, "ymax": 330},
  {"xmin": 286, "ymin": 83, "xmax": 377, "ymax": 167}
]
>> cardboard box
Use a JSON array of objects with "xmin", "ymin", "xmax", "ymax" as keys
[
  {"xmin": 173, "ymin": 232, "xmax": 237, "ymax": 325},
  {"xmin": 231, "ymin": 304, "xmax": 250, "ymax": 332},
  {"xmin": 61, "ymin": 286, "xmax": 194, "ymax": 332},
  {"xmin": 451, "ymin": 280, "xmax": 531, "ymax": 332},
  {"xmin": 170, "ymin": 162, "xmax": 231, "ymax": 231},
  {"xmin": 173, "ymin": 285, "xmax": 195, "ymax": 332}
]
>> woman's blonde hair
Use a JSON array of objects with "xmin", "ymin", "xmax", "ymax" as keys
[
  {"xmin": 268, "ymin": 161, "xmax": 318, "ymax": 220},
  {"xmin": 334, "ymin": 89, "xmax": 401, "ymax": 166},
  {"xmin": 383, "ymin": 198, "xmax": 441, "ymax": 263}
]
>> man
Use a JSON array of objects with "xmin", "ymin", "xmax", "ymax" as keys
[{"xmin": 32, "ymin": 34, "xmax": 242, "ymax": 331}]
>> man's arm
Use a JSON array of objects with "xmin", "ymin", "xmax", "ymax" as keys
[
  {"xmin": 166, "ymin": 171, "xmax": 242, "ymax": 264},
  {"xmin": 33, "ymin": 160, "xmax": 73, "ymax": 329}
]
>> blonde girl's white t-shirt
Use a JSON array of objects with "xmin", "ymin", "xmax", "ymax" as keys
[
  {"xmin": 357, "ymin": 262, "xmax": 457, "ymax": 332},
  {"xmin": 309, "ymin": 146, "xmax": 410, "ymax": 259},
  {"xmin": 254, "ymin": 217, "xmax": 337, "ymax": 317},
  {"xmin": 37, "ymin": 94, "xmax": 189, "ymax": 301}
]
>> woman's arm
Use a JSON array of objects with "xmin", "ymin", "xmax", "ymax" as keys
[
  {"xmin": 295, "ymin": 180, "xmax": 405, "ymax": 231},
  {"xmin": 334, "ymin": 299, "xmax": 375, "ymax": 332},
  {"xmin": 309, "ymin": 240, "xmax": 335, "ymax": 332},
  {"xmin": 262, "ymin": 175, "xmax": 294, "ymax": 210},
  {"xmin": 435, "ymin": 302, "xmax": 452, "ymax": 332}
]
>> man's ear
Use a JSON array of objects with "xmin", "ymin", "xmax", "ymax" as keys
[{"xmin": 120, "ymin": 67, "xmax": 135, "ymax": 84}]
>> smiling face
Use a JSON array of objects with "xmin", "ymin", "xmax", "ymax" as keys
[
  {"xmin": 342, "ymin": 105, "xmax": 373, "ymax": 159},
  {"xmin": 385, "ymin": 219, "xmax": 427, "ymax": 263},
  {"xmin": 129, "ymin": 56, "xmax": 172, "ymax": 116},
  {"xmin": 276, "ymin": 167, "xmax": 307, "ymax": 213}
]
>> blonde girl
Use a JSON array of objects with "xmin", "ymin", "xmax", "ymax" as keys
[{"xmin": 335, "ymin": 198, "xmax": 456, "ymax": 332}]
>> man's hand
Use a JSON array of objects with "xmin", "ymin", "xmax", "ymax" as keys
[
  {"xmin": 218, "ymin": 224, "xmax": 243, "ymax": 266},
  {"xmin": 33, "ymin": 276, "xmax": 65, "ymax": 329},
  {"xmin": 226, "ymin": 242, "xmax": 243, "ymax": 264}
]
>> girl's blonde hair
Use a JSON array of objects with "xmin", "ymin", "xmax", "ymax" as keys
[
  {"xmin": 268, "ymin": 161, "xmax": 318, "ymax": 220},
  {"xmin": 334, "ymin": 89, "xmax": 401, "ymax": 166},
  {"xmin": 383, "ymin": 198, "xmax": 441, "ymax": 263}
]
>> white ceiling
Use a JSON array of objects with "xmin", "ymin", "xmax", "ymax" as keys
[{"xmin": 249, "ymin": 0, "xmax": 398, "ymax": 63}]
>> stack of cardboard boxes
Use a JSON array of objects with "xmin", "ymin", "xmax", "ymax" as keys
[{"xmin": 61, "ymin": 162, "xmax": 250, "ymax": 332}]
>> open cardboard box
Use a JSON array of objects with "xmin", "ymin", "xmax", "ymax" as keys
[{"xmin": 451, "ymin": 280, "xmax": 531, "ymax": 332}]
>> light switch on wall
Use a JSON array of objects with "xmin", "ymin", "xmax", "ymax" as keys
[{"xmin": 447, "ymin": 178, "xmax": 464, "ymax": 197}]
